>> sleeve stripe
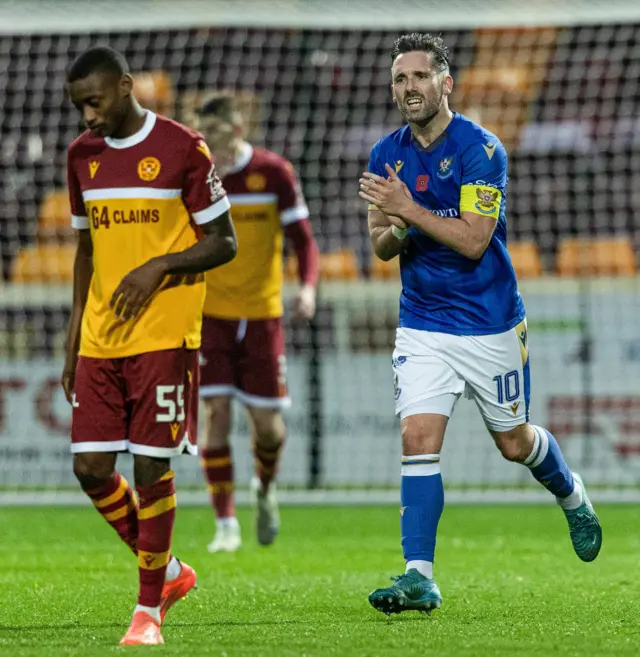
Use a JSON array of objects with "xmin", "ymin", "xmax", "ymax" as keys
[
  {"xmin": 280, "ymin": 204, "xmax": 309, "ymax": 226},
  {"xmin": 192, "ymin": 195, "xmax": 232, "ymax": 225},
  {"xmin": 71, "ymin": 214, "xmax": 90, "ymax": 229}
]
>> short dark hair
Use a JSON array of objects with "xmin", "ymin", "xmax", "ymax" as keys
[
  {"xmin": 197, "ymin": 91, "xmax": 238, "ymax": 122},
  {"xmin": 390, "ymin": 33, "xmax": 450, "ymax": 71},
  {"xmin": 67, "ymin": 47, "xmax": 129, "ymax": 83}
]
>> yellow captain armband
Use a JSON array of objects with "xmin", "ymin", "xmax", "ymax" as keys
[{"xmin": 460, "ymin": 184, "xmax": 503, "ymax": 219}]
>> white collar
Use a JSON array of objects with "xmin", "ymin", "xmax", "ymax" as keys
[
  {"xmin": 226, "ymin": 142, "xmax": 253, "ymax": 174},
  {"xmin": 105, "ymin": 111, "xmax": 157, "ymax": 149}
]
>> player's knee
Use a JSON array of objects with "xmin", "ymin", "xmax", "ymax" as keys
[
  {"xmin": 400, "ymin": 415, "xmax": 445, "ymax": 455},
  {"xmin": 491, "ymin": 424, "xmax": 534, "ymax": 463},
  {"xmin": 73, "ymin": 453, "xmax": 116, "ymax": 490},
  {"xmin": 133, "ymin": 455, "xmax": 171, "ymax": 487},
  {"xmin": 202, "ymin": 397, "xmax": 232, "ymax": 448},
  {"xmin": 251, "ymin": 409, "xmax": 285, "ymax": 448}
]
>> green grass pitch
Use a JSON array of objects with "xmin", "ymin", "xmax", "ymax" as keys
[{"xmin": 1, "ymin": 504, "xmax": 639, "ymax": 656}]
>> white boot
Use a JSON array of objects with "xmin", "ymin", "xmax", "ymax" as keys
[{"xmin": 206, "ymin": 517, "xmax": 242, "ymax": 553}]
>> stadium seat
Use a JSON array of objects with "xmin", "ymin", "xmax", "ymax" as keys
[
  {"xmin": 319, "ymin": 249, "xmax": 359, "ymax": 280},
  {"xmin": 37, "ymin": 190, "xmax": 73, "ymax": 242},
  {"xmin": 456, "ymin": 66, "xmax": 531, "ymax": 150},
  {"xmin": 473, "ymin": 27, "xmax": 558, "ymax": 67},
  {"xmin": 556, "ymin": 237, "xmax": 637, "ymax": 277},
  {"xmin": 11, "ymin": 243, "xmax": 76, "ymax": 283},
  {"xmin": 10, "ymin": 190, "xmax": 75, "ymax": 284},
  {"xmin": 370, "ymin": 254, "xmax": 400, "ymax": 280},
  {"xmin": 455, "ymin": 28, "xmax": 558, "ymax": 151},
  {"xmin": 283, "ymin": 255, "xmax": 298, "ymax": 282},
  {"xmin": 508, "ymin": 241, "xmax": 543, "ymax": 279},
  {"xmin": 286, "ymin": 249, "xmax": 359, "ymax": 281}
]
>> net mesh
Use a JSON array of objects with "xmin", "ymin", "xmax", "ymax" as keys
[{"xmin": 2, "ymin": 15, "xmax": 640, "ymax": 501}]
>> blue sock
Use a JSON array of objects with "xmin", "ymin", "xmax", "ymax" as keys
[
  {"xmin": 524, "ymin": 425, "xmax": 574, "ymax": 498},
  {"xmin": 401, "ymin": 454, "xmax": 444, "ymax": 572}
]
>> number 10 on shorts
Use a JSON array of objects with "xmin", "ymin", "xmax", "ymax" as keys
[{"xmin": 493, "ymin": 371, "xmax": 520, "ymax": 404}]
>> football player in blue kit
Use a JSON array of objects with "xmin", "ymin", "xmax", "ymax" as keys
[{"xmin": 359, "ymin": 33, "xmax": 602, "ymax": 616}]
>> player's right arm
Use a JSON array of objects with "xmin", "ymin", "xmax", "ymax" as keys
[
  {"xmin": 62, "ymin": 149, "xmax": 93, "ymax": 404},
  {"xmin": 368, "ymin": 206, "xmax": 408, "ymax": 262},
  {"xmin": 365, "ymin": 142, "xmax": 409, "ymax": 261}
]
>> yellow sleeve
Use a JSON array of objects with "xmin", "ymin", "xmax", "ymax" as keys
[{"xmin": 460, "ymin": 184, "xmax": 503, "ymax": 219}]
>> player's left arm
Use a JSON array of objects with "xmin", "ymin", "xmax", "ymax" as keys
[
  {"xmin": 359, "ymin": 143, "xmax": 506, "ymax": 260},
  {"xmin": 278, "ymin": 159, "xmax": 319, "ymax": 320},
  {"xmin": 110, "ymin": 138, "xmax": 237, "ymax": 321}
]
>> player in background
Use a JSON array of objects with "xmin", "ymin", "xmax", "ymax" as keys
[
  {"xmin": 358, "ymin": 33, "xmax": 602, "ymax": 616},
  {"xmin": 62, "ymin": 48, "xmax": 236, "ymax": 645},
  {"xmin": 190, "ymin": 92, "xmax": 319, "ymax": 552}
]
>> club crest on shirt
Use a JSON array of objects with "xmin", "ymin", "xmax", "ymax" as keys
[
  {"xmin": 475, "ymin": 187, "xmax": 499, "ymax": 214},
  {"xmin": 138, "ymin": 157, "xmax": 161, "ymax": 182},
  {"xmin": 437, "ymin": 155, "xmax": 454, "ymax": 179},
  {"xmin": 246, "ymin": 173, "xmax": 267, "ymax": 192}
]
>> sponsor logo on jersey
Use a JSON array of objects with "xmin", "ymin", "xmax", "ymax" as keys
[
  {"xmin": 89, "ymin": 205, "xmax": 160, "ymax": 228},
  {"xmin": 510, "ymin": 402, "xmax": 520, "ymax": 415},
  {"xmin": 483, "ymin": 142, "xmax": 497, "ymax": 160},
  {"xmin": 474, "ymin": 187, "xmax": 499, "ymax": 214},
  {"xmin": 394, "ymin": 160, "xmax": 404, "ymax": 173},
  {"xmin": 246, "ymin": 173, "xmax": 267, "ymax": 192},
  {"xmin": 394, "ymin": 373, "xmax": 401, "ymax": 401},
  {"xmin": 138, "ymin": 157, "xmax": 161, "ymax": 182},
  {"xmin": 437, "ymin": 155, "xmax": 454, "ymax": 179},
  {"xmin": 415, "ymin": 174, "xmax": 429, "ymax": 192},
  {"xmin": 170, "ymin": 422, "xmax": 181, "ymax": 441},
  {"xmin": 400, "ymin": 506, "xmax": 407, "ymax": 516},
  {"xmin": 474, "ymin": 180, "xmax": 499, "ymax": 188},
  {"xmin": 196, "ymin": 140, "xmax": 212, "ymax": 161},
  {"xmin": 430, "ymin": 207, "xmax": 459, "ymax": 218},
  {"xmin": 89, "ymin": 160, "xmax": 100, "ymax": 179}
]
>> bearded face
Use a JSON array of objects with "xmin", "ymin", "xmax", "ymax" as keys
[{"xmin": 391, "ymin": 51, "xmax": 451, "ymax": 127}]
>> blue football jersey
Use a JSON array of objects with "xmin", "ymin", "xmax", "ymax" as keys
[{"xmin": 368, "ymin": 112, "xmax": 525, "ymax": 335}]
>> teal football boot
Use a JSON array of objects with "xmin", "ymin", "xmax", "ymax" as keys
[
  {"xmin": 368, "ymin": 568, "xmax": 442, "ymax": 616},
  {"xmin": 563, "ymin": 472, "xmax": 602, "ymax": 562}
]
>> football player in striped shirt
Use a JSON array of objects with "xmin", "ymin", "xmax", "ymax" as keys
[
  {"xmin": 63, "ymin": 47, "xmax": 237, "ymax": 645},
  {"xmin": 191, "ymin": 92, "xmax": 319, "ymax": 553}
]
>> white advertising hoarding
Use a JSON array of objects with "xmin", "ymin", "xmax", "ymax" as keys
[{"xmin": 1, "ymin": 280, "xmax": 640, "ymax": 493}]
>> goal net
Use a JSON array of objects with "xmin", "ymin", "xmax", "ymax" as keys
[{"xmin": 2, "ymin": 0, "xmax": 640, "ymax": 504}]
